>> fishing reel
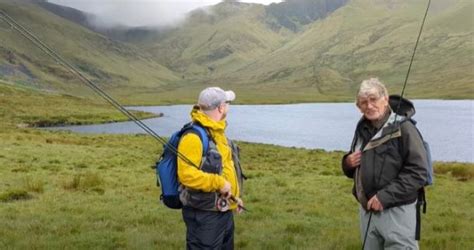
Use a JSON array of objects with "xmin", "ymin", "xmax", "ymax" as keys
[{"xmin": 216, "ymin": 196, "xmax": 230, "ymax": 212}]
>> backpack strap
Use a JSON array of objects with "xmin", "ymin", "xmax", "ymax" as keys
[
  {"xmin": 179, "ymin": 122, "xmax": 212, "ymax": 168},
  {"xmin": 189, "ymin": 123, "xmax": 210, "ymax": 155},
  {"xmin": 415, "ymin": 188, "xmax": 426, "ymax": 240}
]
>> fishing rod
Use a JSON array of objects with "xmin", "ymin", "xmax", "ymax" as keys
[
  {"xmin": 361, "ymin": 0, "xmax": 431, "ymax": 249},
  {"xmin": 0, "ymin": 9, "xmax": 201, "ymax": 169},
  {"xmin": 0, "ymin": 9, "xmax": 247, "ymax": 211},
  {"xmin": 395, "ymin": 0, "xmax": 431, "ymax": 112}
]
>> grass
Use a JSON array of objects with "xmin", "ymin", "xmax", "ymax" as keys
[
  {"xmin": 434, "ymin": 162, "xmax": 474, "ymax": 182},
  {"xmin": 0, "ymin": 82, "xmax": 473, "ymax": 249},
  {"xmin": 0, "ymin": 189, "xmax": 33, "ymax": 202},
  {"xmin": 0, "ymin": 80, "xmax": 158, "ymax": 127},
  {"xmin": 0, "ymin": 129, "xmax": 473, "ymax": 249}
]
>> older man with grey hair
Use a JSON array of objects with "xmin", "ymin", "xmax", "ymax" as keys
[{"xmin": 342, "ymin": 78, "xmax": 428, "ymax": 249}]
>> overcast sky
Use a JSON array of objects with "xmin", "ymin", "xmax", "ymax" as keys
[{"xmin": 47, "ymin": 0, "xmax": 283, "ymax": 27}]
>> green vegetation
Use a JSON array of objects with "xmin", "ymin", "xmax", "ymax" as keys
[
  {"xmin": 0, "ymin": 80, "xmax": 473, "ymax": 249},
  {"xmin": 0, "ymin": 80, "xmax": 157, "ymax": 127},
  {"xmin": 0, "ymin": 0, "xmax": 178, "ymax": 102},
  {"xmin": 145, "ymin": 0, "xmax": 473, "ymax": 100},
  {"xmin": 0, "ymin": 1, "xmax": 472, "ymax": 247},
  {"xmin": 1, "ymin": 0, "xmax": 472, "ymax": 105}
]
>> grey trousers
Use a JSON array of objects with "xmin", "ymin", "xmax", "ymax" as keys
[{"xmin": 360, "ymin": 201, "xmax": 419, "ymax": 250}]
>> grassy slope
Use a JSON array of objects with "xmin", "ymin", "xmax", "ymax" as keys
[
  {"xmin": 0, "ymin": 0, "xmax": 178, "ymax": 101},
  {"xmin": 140, "ymin": 0, "xmax": 473, "ymax": 102},
  {"xmin": 0, "ymin": 80, "xmax": 156, "ymax": 126},
  {"xmin": 148, "ymin": 2, "xmax": 292, "ymax": 78},
  {"xmin": 0, "ymin": 80, "xmax": 473, "ymax": 249},
  {"xmin": 1, "ymin": 0, "xmax": 472, "ymax": 104},
  {"xmin": 224, "ymin": 0, "xmax": 474, "ymax": 99}
]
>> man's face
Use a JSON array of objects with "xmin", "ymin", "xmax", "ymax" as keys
[
  {"xmin": 218, "ymin": 101, "xmax": 230, "ymax": 120},
  {"xmin": 357, "ymin": 94, "xmax": 389, "ymax": 121}
]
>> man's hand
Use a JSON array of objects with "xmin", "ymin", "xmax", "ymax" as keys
[
  {"xmin": 220, "ymin": 181, "xmax": 231, "ymax": 198},
  {"xmin": 236, "ymin": 198, "xmax": 245, "ymax": 214},
  {"xmin": 367, "ymin": 195, "xmax": 383, "ymax": 212},
  {"xmin": 345, "ymin": 151, "xmax": 362, "ymax": 168}
]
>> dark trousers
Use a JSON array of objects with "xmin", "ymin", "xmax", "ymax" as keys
[{"xmin": 182, "ymin": 207, "xmax": 234, "ymax": 250}]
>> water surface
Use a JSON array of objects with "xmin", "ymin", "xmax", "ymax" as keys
[{"xmin": 50, "ymin": 100, "xmax": 473, "ymax": 162}]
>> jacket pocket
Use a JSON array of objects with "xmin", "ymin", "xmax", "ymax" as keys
[{"xmin": 373, "ymin": 142, "xmax": 402, "ymax": 187}]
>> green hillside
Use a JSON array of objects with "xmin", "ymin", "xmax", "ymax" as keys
[
  {"xmin": 146, "ymin": 2, "xmax": 291, "ymax": 79},
  {"xmin": 0, "ymin": 0, "xmax": 472, "ymax": 104},
  {"xmin": 0, "ymin": 80, "xmax": 156, "ymax": 127},
  {"xmin": 140, "ymin": 0, "xmax": 473, "ymax": 101},
  {"xmin": 0, "ymin": 0, "xmax": 178, "ymax": 103},
  {"xmin": 223, "ymin": 0, "xmax": 473, "ymax": 99},
  {"xmin": 145, "ymin": 0, "xmax": 349, "ymax": 81}
]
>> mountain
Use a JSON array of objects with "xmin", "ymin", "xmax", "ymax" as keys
[
  {"xmin": 35, "ymin": 0, "xmax": 92, "ymax": 29},
  {"xmin": 1, "ymin": 0, "xmax": 472, "ymax": 104},
  {"xmin": 142, "ymin": 0, "xmax": 349, "ymax": 81},
  {"xmin": 265, "ymin": 0, "xmax": 349, "ymax": 32},
  {"xmin": 0, "ymin": 0, "xmax": 178, "ymax": 103},
  {"xmin": 36, "ymin": 0, "xmax": 173, "ymax": 45},
  {"xmin": 138, "ymin": 0, "xmax": 473, "ymax": 100},
  {"xmin": 223, "ymin": 0, "xmax": 473, "ymax": 98}
]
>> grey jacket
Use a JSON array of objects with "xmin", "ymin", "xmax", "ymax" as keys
[{"xmin": 342, "ymin": 95, "xmax": 428, "ymax": 209}]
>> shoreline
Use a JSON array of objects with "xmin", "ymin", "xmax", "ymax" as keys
[
  {"xmin": 124, "ymin": 98, "xmax": 474, "ymax": 107},
  {"xmin": 20, "ymin": 112, "xmax": 163, "ymax": 128},
  {"xmin": 34, "ymin": 126, "xmax": 474, "ymax": 164}
]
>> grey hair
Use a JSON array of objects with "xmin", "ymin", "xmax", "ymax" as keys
[{"xmin": 356, "ymin": 78, "xmax": 388, "ymax": 99}]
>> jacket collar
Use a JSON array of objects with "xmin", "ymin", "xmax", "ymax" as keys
[
  {"xmin": 354, "ymin": 110, "xmax": 407, "ymax": 152},
  {"xmin": 190, "ymin": 105, "xmax": 226, "ymax": 132}
]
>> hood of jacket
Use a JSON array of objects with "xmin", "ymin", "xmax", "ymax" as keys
[
  {"xmin": 190, "ymin": 105, "xmax": 226, "ymax": 132},
  {"xmin": 389, "ymin": 95, "xmax": 415, "ymax": 119}
]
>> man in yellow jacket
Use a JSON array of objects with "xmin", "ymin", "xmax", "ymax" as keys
[{"xmin": 178, "ymin": 87, "xmax": 244, "ymax": 249}]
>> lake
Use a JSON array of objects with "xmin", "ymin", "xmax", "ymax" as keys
[{"xmin": 49, "ymin": 100, "xmax": 473, "ymax": 163}]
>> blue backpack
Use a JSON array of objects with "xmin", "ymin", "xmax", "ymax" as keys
[{"xmin": 156, "ymin": 122, "xmax": 209, "ymax": 209}]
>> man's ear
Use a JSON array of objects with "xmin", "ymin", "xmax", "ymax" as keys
[
  {"xmin": 217, "ymin": 103, "xmax": 224, "ymax": 113},
  {"xmin": 382, "ymin": 95, "xmax": 389, "ymax": 107}
]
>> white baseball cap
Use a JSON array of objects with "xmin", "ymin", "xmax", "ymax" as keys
[{"xmin": 198, "ymin": 87, "xmax": 236, "ymax": 110}]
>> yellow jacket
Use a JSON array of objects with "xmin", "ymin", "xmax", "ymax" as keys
[{"xmin": 177, "ymin": 106, "xmax": 240, "ymax": 210}]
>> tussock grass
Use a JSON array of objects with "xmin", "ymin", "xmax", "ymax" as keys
[
  {"xmin": 435, "ymin": 162, "xmax": 474, "ymax": 182},
  {"xmin": 62, "ymin": 172, "xmax": 104, "ymax": 193},
  {"xmin": 0, "ymin": 189, "xmax": 33, "ymax": 202},
  {"xmin": 23, "ymin": 176, "xmax": 45, "ymax": 193}
]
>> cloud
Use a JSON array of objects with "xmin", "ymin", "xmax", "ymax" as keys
[{"xmin": 47, "ymin": 0, "xmax": 283, "ymax": 28}]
